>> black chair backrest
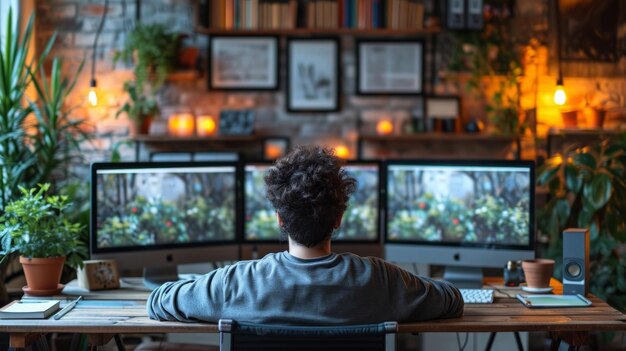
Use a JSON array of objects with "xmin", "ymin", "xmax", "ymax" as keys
[{"xmin": 218, "ymin": 319, "xmax": 398, "ymax": 351}]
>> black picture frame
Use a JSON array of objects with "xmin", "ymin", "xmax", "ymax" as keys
[
  {"xmin": 356, "ymin": 38, "xmax": 425, "ymax": 96},
  {"xmin": 208, "ymin": 35, "xmax": 279, "ymax": 91},
  {"xmin": 286, "ymin": 37, "xmax": 341, "ymax": 113}
]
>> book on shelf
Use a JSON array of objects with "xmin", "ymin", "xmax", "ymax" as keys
[
  {"xmin": 198, "ymin": 0, "xmax": 423, "ymax": 31},
  {"xmin": 0, "ymin": 300, "xmax": 60, "ymax": 319}
]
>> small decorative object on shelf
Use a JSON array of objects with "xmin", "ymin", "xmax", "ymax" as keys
[
  {"xmin": 264, "ymin": 138, "xmax": 290, "ymax": 160},
  {"xmin": 426, "ymin": 96, "xmax": 461, "ymax": 133},
  {"xmin": 560, "ymin": 109, "xmax": 578, "ymax": 128},
  {"xmin": 464, "ymin": 118, "xmax": 484, "ymax": 133},
  {"xmin": 197, "ymin": 115, "xmax": 218, "ymax": 136},
  {"xmin": 333, "ymin": 144, "xmax": 351, "ymax": 159},
  {"xmin": 168, "ymin": 112, "xmax": 196, "ymax": 137},
  {"xmin": 376, "ymin": 119, "xmax": 394, "ymax": 135},
  {"xmin": 219, "ymin": 109, "xmax": 255, "ymax": 135}
]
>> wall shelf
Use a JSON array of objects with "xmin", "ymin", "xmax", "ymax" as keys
[
  {"xmin": 131, "ymin": 134, "xmax": 266, "ymax": 161},
  {"xmin": 195, "ymin": 26, "xmax": 441, "ymax": 36},
  {"xmin": 358, "ymin": 133, "xmax": 522, "ymax": 160}
]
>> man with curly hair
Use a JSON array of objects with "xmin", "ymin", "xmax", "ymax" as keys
[{"xmin": 148, "ymin": 145, "xmax": 463, "ymax": 324}]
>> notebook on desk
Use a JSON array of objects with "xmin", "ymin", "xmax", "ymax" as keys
[{"xmin": 0, "ymin": 300, "xmax": 60, "ymax": 319}]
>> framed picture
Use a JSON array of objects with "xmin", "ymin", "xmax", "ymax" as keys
[
  {"xmin": 286, "ymin": 37, "xmax": 340, "ymax": 113},
  {"xmin": 356, "ymin": 39, "xmax": 424, "ymax": 95},
  {"xmin": 219, "ymin": 109, "xmax": 255, "ymax": 135},
  {"xmin": 209, "ymin": 36, "xmax": 279, "ymax": 90}
]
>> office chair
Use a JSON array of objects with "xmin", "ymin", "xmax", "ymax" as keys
[{"xmin": 218, "ymin": 319, "xmax": 398, "ymax": 351}]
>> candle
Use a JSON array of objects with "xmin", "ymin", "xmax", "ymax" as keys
[
  {"xmin": 168, "ymin": 113, "xmax": 195, "ymax": 137},
  {"xmin": 196, "ymin": 115, "xmax": 217, "ymax": 136},
  {"xmin": 376, "ymin": 119, "xmax": 394, "ymax": 135},
  {"xmin": 334, "ymin": 145, "xmax": 350, "ymax": 159}
]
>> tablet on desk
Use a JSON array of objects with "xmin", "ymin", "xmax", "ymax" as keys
[{"xmin": 516, "ymin": 294, "xmax": 592, "ymax": 308}]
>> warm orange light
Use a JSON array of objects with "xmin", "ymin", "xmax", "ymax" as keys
[
  {"xmin": 265, "ymin": 144, "xmax": 284, "ymax": 159},
  {"xmin": 334, "ymin": 145, "xmax": 350, "ymax": 159},
  {"xmin": 554, "ymin": 85, "xmax": 567, "ymax": 106},
  {"xmin": 196, "ymin": 115, "xmax": 217, "ymax": 136},
  {"xmin": 88, "ymin": 88, "xmax": 98, "ymax": 107},
  {"xmin": 376, "ymin": 119, "xmax": 394, "ymax": 135},
  {"xmin": 168, "ymin": 113, "xmax": 195, "ymax": 137}
]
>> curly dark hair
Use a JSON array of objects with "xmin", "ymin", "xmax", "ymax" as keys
[{"xmin": 265, "ymin": 145, "xmax": 356, "ymax": 247}]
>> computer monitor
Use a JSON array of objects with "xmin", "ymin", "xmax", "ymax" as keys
[
  {"xmin": 242, "ymin": 161, "xmax": 382, "ymax": 258},
  {"xmin": 384, "ymin": 160, "xmax": 535, "ymax": 288},
  {"xmin": 90, "ymin": 162, "xmax": 240, "ymax": 286}
]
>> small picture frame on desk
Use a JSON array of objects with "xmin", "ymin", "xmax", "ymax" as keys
[
  {"xmin": 425, "ymin": 96, "xmax": 461, "ymax": 133},
  {"xmin": 356, "ymin": 39, "xmax": 424, "ymax": 96},
  {"xmin": 286, "ymin": 37, "xmax": 341, "ymax": 113},
  {"xmin": 208, "ymin": 36, "xmax": 279, "ymax": 91}
]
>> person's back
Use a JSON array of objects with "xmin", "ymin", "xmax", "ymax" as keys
[{"xmin": 147, "ymin": 145, "xmax": 463, "ymax": 324}]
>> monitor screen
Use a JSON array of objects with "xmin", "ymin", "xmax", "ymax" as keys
[
  {"xmin": 244, "ymin": 162, "xmax": 380, "ymax": 242},
  {"xmin": 386, "ymin": 161, "xmax": 533, "ymax": 249},
  {"xmin": 92, "ymin": 162, "xmax": 237, "ymax": 253}
]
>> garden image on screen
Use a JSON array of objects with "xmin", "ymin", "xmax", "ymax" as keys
[
  {"xmin": 96, "ymin": 167, "xmax": 236, "ymax": 248},
  {"xmin": 387, "ymin": 165, "xmax": 530, "ymax": 245},
  {"xmin": 245, "ymin": 164, "xmax": 379, "ymax": 241}
]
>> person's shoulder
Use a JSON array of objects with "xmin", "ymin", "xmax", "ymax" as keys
[
  {"xmin": 334, "ymin": 252, "xmax": 388, "ymax": 267},
  {"xmin": 229, "ymin": 252, "xmax": 283, "ymax": 269}
]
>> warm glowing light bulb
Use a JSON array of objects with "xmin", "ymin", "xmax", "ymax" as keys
[
  {"xmin": 88, "ymin": 88, "xmax": 98, "ymax": 107},
  {"xmin": 376, "ymin": 119, "xmax": 394, "ymax": 135},
  {"xmin": 554, "ymin": 85, "xmax": 566, "ymax": 106},
  {"xmin": 334, "ymin": 145, "xmax": 350, "ymax": 159}
]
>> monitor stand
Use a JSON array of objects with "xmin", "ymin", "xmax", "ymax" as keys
[
  {"xmin": 143, "ymin": 266, "xmax": 178, "ymax": 290},
  {"xmin": 443, "ymin": 266, "xmax": 483, "ymax": 289}
]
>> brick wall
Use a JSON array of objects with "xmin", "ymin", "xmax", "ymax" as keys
[{"xmin": 34, "ymin": 0, "xmax": 626, "ymax": 170}]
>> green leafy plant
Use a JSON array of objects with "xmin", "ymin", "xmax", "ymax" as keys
[
  {"xmin": 0, "ymin": 8, "xmax": 91, "ymax": 303},
  {"xmin": 0, "ymin": 8, "xmax": 53, "ymax": 211},
  {"xmin": 114, "ymin": 24, "xmax": 180, "ymax": 124},
  {"xmin": 0, "ymin": 184, "xmax": 87, "ymax": 268},
  {"xmin": 115, "ymin": 81, "xmax": 159, "ymax": 123},
  {"xmin": 28, "ymin": 57, "xmax": 89, "ymax": 184},
  {"xmin": 447, "ymin": 4, "xmax": 523, "ymax": 135},
  {"xmin": 114, "ymin": 23, "xmax": 180, "ymax": 93},
  {"xmin": 537, "ymin": 132, "xmax": 626, "ymax": 312}
]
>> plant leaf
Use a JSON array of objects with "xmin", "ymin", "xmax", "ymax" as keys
[
  {"xmin": 583, "ymin": 173, "xmax": 612, "ymax": 211},
  {"xmin": 573, "ymin": 152, "xmax": 596, "ymax": 170},
  {"xmin": 564, "ymin": 163, "xmax": 582, "ymax": 193}
]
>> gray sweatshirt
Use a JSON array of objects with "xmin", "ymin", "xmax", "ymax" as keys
[{"xmin": 147, "ymin": 251, "xmax": 464, "ymax": 325}]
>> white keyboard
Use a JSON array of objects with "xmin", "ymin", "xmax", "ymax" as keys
[{"xmin": 460, "ymin": 289, "xmax": 494, "ymax": 304}]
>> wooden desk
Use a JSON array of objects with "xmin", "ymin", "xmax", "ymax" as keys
[{"xmin": 1, "ymin": 279, "xmax": 624, "ymax": 350}]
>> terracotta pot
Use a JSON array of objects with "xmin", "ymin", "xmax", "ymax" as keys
[
  {"xmin": 560, "ymin": 110, "xmax": 578, "ymax": 128},
  {"xmin": 585, "ymin": 108, "xmax": 606, "ymax": 129},
  {"xmin": 20, "ymin": 256, "xmax": 65, "ymax": 292},
  {"xmin": 521, "ymin": 259, "xmax": 554, "ymax": 289},
  {"xmin": 137, "ymin": 115, "xmax": 154, "ymax": 135}
]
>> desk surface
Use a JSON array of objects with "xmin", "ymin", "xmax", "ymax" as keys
[{"xmin": 0, "ymin": 278, "xmax": 625, "ymax": 335}]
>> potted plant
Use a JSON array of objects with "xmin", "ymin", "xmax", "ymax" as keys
[
  {"xmin": 582, "ymin": 85, "xmax": 621, "ymax": 129},
  {"xmin": 114, "ymin": 24, "xmax": 180, "ymax": 134},
  {"xmin": 116, "ymin": 81, "xmax": 160, "ymax": 134},
  {"xmin": 0, "ymin": 184, "xmax": 86, "ymax": 296},
  {"xmin": 537, "ymin": 132, "xmax": 626, "ymax": 312}
]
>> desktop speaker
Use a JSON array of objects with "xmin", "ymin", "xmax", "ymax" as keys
[{"xmin": 562, "ymin": 228, "xmax": 589, "ymax": 296}]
